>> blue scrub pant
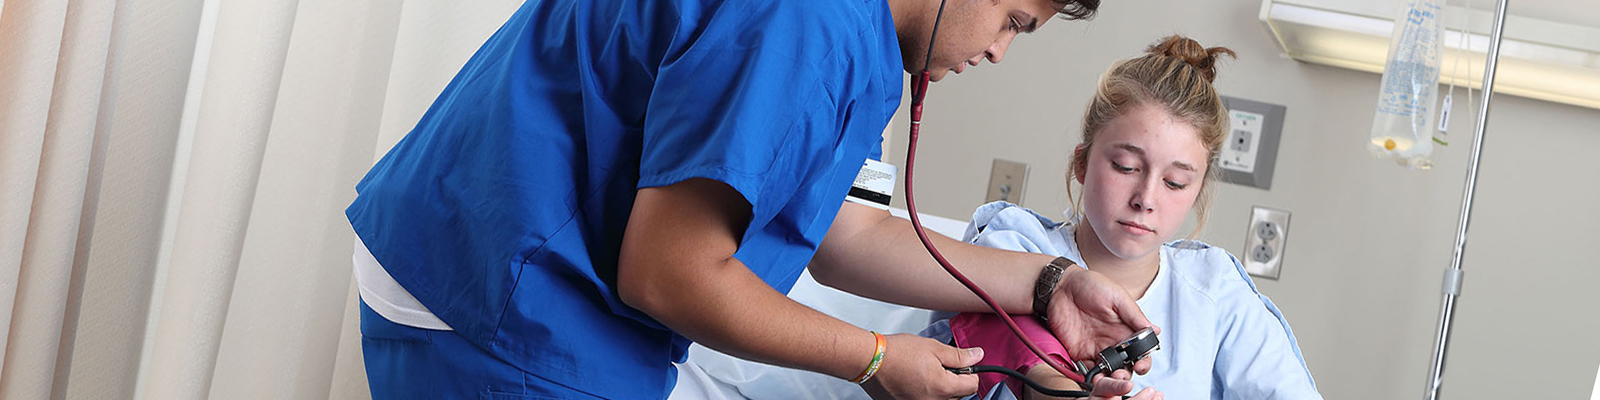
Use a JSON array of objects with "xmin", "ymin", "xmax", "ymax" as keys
[{"xmin": 360, "ymin": 301, "xmax": 606, "ymax": 400}]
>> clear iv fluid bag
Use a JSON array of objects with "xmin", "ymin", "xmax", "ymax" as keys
[{"xmin": 1370, "ymin": 0, "xmax": 1444, "ymax": 169}]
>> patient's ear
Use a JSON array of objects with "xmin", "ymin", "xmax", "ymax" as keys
[{"xmin": 1071, "ymin": 144, "xmax": 1089, "ymax": 184}]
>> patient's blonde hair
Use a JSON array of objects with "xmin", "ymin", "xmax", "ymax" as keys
[{"xmin": 1066, "ymin": 35, "xmax": 1236, "ymax": 236}]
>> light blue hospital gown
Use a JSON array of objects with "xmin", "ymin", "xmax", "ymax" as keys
[{"xmin": 926, "ymin": 202, "xmax": 1323, "ymax": 400}]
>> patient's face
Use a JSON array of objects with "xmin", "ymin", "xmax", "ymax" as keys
[{"xmin": 1077, "ymin": 104, "xmax": 1207, "ymax": 260}]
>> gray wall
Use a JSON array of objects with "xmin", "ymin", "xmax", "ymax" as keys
[{"xmin": 881, "ymin": 0, "xmax": 1600, "ymax": 398}]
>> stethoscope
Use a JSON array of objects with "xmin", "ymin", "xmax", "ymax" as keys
[{"xmin": 899, "ymin": 1, "xmax": 1156, "ymax": 397}]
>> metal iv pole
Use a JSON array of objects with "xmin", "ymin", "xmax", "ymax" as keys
[{"xmin": 1424, "ymin": 0, "xmax": 1508, "ymax": 398}]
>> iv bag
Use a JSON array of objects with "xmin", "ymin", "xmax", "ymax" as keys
[{"xmin": 1369, "ymin": 0, "xmax": 1444, "ymax": 169}]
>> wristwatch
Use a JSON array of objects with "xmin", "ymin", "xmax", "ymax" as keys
[{"xmin": 1033, "ymin": 257, "xmax": 1074, "ymax": 321}]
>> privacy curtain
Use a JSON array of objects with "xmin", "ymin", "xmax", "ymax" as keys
[{"xmin": 0, "ymin": 0, "xmax": 524, "ymax": 399}]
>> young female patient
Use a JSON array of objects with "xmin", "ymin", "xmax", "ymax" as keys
[{"xmin": 942, "ymin": 35, "xmax": 1321, "ymax": 400}]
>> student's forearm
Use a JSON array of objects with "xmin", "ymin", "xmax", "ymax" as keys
[
  {"xmin": 623, "ymin": 255, "xmax": 874, "ymax": 380},
  {"xmin": 616, "ymin": 180, "xmax": 873, "ymax": 381},
  {"xmin": 810, "ymin": 203, "xmax": 1057, "ymax": 313}
]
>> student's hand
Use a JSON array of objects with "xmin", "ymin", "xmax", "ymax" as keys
[
  {"xmin": 1043, "ymin": 267, "xmax": 1161, "ymax": 376},
  {"xmin": 861, "ymin": 334, "xmax": 982, "ymax": 400}
]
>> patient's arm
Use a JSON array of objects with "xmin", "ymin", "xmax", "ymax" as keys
[
  {"xmin": 1022, "ymin": 367, "xmax": 1081, "ymax": 400},
  {"xmin": 815, "ymin": 202, "xmax": 1156, "ymax": 377},
  {"xmin": 1022, "ymin": 367, "xmax": 1157, "ymax": 400}
]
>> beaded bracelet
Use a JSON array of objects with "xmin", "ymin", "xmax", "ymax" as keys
[{"xmin": 849, "ymin": 331, "xmax": 887, "ymax": 384}]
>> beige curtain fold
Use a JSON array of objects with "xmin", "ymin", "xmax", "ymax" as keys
[
  {"xmin": 138, "ymin": 0, "xmax": 304, "ymax": 396},
  {"xmin": 0, "ymin": 0, "xmax": 70, "ymax": 393},
  {"xmin": 204, "ymin": 0, "xmax": 402, "ymax": 397},
  {"xmin": 61, "ymin": 0, "xmax": 207, "ymax": 397},
  {"xmin": 0, "ymin": 0, "xmax": 117, "ymax": 398}
]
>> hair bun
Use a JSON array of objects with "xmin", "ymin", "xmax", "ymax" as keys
[{"xmin": 1146, "ymin": 35, "xmax": 1236, "ymax": 83}]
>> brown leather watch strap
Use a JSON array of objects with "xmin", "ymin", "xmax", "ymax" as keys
[{"xmin": 1033, "ymin": 257, "xmax": 1074, "ymax": 320}]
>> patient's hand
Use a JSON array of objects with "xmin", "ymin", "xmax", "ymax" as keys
[
  {"xmin": 1044, "ymin": 267, "xmax": 1159, "ymax": 376},
  {"xmin": 1022, "ymin": 367, "xmax": 1162, "ymax": 400}
]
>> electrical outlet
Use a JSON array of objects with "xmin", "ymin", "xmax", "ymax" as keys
[
  {"xmin": 1242, "ymin": 206, "xmax": 1290, "ymax": 280},
  {"xmin": 1256, "ymin": 220, "xmax": 1279, "ymax": 241},
  {"xmin": 985, "ymin": 159, "xmax": 1029, "ymax": 205},
  {"xmin": 1250, "ymin": 244, "xmax": 1274, "ymax": 263},
  {"xmin": 1215, "ymin": 97, "xmax": 1285, "ymax": 190}
]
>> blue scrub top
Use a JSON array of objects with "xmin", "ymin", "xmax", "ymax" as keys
[{"xmin": 345, "ymin": 0, "xmax": 903, "ymax": 398}]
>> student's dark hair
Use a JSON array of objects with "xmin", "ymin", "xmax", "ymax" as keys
[{"xmin": 1051, "ymin": 0, "xmax": 1099, "ymax": 20}]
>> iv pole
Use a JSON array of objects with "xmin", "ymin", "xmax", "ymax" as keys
[{"xmin": 1424, "ymin": 0, "xmax": 1508, "ymax": 398}]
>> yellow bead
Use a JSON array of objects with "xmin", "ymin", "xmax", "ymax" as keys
[{"xmin": 1384, "ymin": 139, "xmax": 1397, "ymax": 150}]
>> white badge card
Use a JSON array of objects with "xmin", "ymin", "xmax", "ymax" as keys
[{"xmin": 846, "ymin": 159, "xmax": 897, "ymax": 210}]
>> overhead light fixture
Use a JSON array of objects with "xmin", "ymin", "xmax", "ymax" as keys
[{"xmin": 1260, "ymin": 0, "xmax": 1600, "ymax": 110}]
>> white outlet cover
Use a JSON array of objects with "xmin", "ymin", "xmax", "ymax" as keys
[
  {"xmin": 1243, "ymin": 206, "xmax": 1291, "ymax": 280},
  {"xmin": 1219, "ymin": 109, "xmax": 1264, "ymax": 174}
]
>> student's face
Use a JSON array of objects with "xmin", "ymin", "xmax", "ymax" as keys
[
  {"xmin": 1076, "ymin": 104, "xmax": 1209, "ymax": 260},
  {"xmin": 905, "ymin": 0, "xmax": 1059, "ymax": 81}
]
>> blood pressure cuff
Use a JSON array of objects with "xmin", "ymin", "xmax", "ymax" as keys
[{"xmin": 951, "ymin": 312, "xmax": 1071, "ymax": 399}]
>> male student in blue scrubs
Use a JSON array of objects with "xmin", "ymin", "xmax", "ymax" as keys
[{"xmin": 346, "ymin": 0, "xmax": 1161, "ymax": 399}]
